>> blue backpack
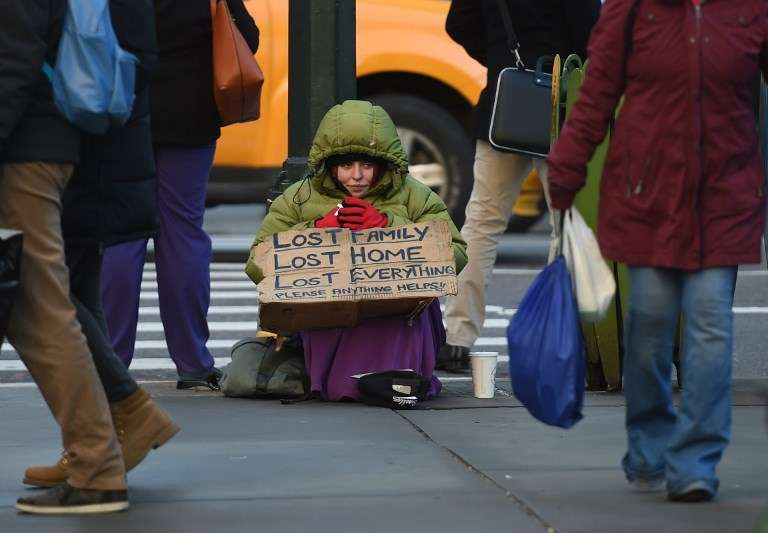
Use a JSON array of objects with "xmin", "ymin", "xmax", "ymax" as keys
[{"xmin": 43, "ymin": 0, "xmax": 138, "ymax": 134}]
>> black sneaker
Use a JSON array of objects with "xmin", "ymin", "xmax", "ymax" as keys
[
  {"xmin": 16, "ymin": 483, "xmax": 129, "ymax": 515},
  {"xmin": 177, "ymin": 367, "xmax": 222, "ymax": 391},
  {"xmin": 436, "ymin": 344, "xmax": 470, "ymax": 373}
]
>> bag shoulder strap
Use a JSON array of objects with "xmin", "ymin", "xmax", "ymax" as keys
[{"xmin": 495, "ymin": 0, "xmax": 524, "ymax": 67}]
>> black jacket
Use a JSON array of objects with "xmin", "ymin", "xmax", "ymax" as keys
[
  {"xmin": 62, "ymin": 0, "xmax": 159, "ymax": 246},
  {"xmin": 0, "ymin": 0, "xmax": 79, "ymax": 163},
  {"xmin": 446, "ymin": 0, "xmax": 601, "ymax": 140},
  {"xmin": 151, "ymin": 0, "xmax": 260, "ymax": 146}
]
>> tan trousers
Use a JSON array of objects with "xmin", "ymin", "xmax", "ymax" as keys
[
  {"xmin": 444, "ymin": 141, "xmax": 557, "ymax": 348},
  {"xmin": 0, "ymin": 162, "xmax": 125, "ymax": 490}
]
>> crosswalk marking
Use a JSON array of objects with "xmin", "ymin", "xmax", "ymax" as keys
[
  {"xmin": 474, "ymin": 337, "xmax": 507, "ymax": 346},
  {"xmin": 143, "ymin": 271, "xmax": 249, "ymax": 280},
  {"xmin": 144, "ymin": 262, "xmax": 246, "ymax": 270},
  {"xmin": 138, "ymin": 305, "xmax": 261, "ymax": 315},
  {"xmin": 141, "ymin": 281, "xmax": 255, "ymax": 290},
  {"xmin": 1, "ymin": 339, "xmax": 505, "ymax": 355},
  {"xmin": 137, "ymin": 319, "xmax": 510, "ymax": 333},
  {"xmin": 137, "ymin": 321, "xmax": 260, "ymax": 332},
  {"xmin": 3, "ymin": 260, "xmax": 768, "ymax": 380},
  {"xmin": 0, "ymin": 356, "xmax": 512, "ymax": 373},
  {"xmin": 139, "ymin": 291, "xmax": 257, "ymax": 300}
]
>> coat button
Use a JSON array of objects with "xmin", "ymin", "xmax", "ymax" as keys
[
  {"xmin": 689, "ymin": 36, "xmax": 696, "ymax": 44},
  {"xmin": 703, "ymin": 36, "xmax": 710, "ymax": 44},
  {"xmin": 738, "ymin": 15, "xmax": 747, "ymax": 26},
  {"xmin": 647, "ymin": 12, "xmax": 655, "ymax": 21}
]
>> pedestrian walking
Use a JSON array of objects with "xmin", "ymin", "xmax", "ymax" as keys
[
  {"xmin": 547, "ymin": 0, "xmax": 768, "ymax": 502},
  {"xmin": 0, "ymin": 1, "xmax": 127, "ymax": 514},
  {"xmin": 100, "ymin": 0, "xmax": 259, "ymax": 390},
  {"xmin": 246, "ymin": 100, "xmax": 467, "ymax": 402},
  {"xmin": 21, "ymin": 0, "xmax": 180, "ymax": 489},
  {"xmin": 439, "ymin": 0, "xmax": 601, "ymax": 372}
]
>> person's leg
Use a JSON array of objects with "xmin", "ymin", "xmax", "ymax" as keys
[
  {"xmin": 666, "ymin": 267, "xmax": 736, "ymax": 500},
  {"xmin": 443, "ymin": 141, "xmax": 531, "ymax": 350},
  {"xmin": 153, "ymin": 143, "xmax": 217, "ymax": 384},
  {"xmin": 622, "ymin": 267, "xmax": 681, "ymax": 486},
  {"xmin": 67, "ymin": 243, "xmax": 139, "ymax": 403},
  {"xmin": 0, "ymin": 163, "xmax": 125, "ymax": 493},
  {"xmin": 101, "ymin": 239, "xmax": 148, "ymax": 367},
  {"xmin": 24, "ymin": 242, "xmax": 180, "ymax": 488}
]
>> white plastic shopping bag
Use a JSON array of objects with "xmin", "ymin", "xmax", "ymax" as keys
[{"xmin": 561, "ymin": 208, "xmax": 616, "ymax": 322}]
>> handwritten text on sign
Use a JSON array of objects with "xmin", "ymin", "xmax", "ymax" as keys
[{"xmin": 254, "ymin": 221, "xmax": 458, "ymax": 303}]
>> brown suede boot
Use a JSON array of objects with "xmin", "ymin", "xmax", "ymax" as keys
[
  {"xmin": 23, "ymin": 389, "xmax": 179, "ymax": 487},
  {"xmin": 109, "ymin": 388, "xmax": 180, "ymax": 471}
]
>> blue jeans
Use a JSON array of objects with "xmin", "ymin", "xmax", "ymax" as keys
[{"xmin": 622, "ymin": 266, "xmax": 736, "ymax": 496}]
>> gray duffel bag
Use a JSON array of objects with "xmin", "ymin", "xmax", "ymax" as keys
[{"xmin": 220, "ymin": 335, "xmax": 309, "ymax": 399}]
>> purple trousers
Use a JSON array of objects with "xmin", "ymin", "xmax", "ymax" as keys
[
  {"xmin": 100, "ymin": 144, "xmax": 216, "ymax": 377},
  {"xmin": 301, "ymin": 300, "xmax": 445, "ymax": 402}
]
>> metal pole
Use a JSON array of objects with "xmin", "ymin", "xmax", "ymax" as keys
[
  {"xmin": 760, "ymin": 80, "xmax": 768, "ymax": 263},
  {"xmin": 268, "ymin": 0, "xmax": 356, "ymax": 205}
]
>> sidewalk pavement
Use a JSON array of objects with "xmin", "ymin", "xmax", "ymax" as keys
[{"xmin": 1, "ymin": 379, "xmax": 766, "ymax": 533}]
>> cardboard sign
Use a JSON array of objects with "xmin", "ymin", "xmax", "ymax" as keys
[{"xmin": 253, "ymin": 220, "xmax": 458, "ymax": 333}]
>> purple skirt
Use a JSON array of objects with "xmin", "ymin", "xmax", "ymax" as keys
[{"xmin": 301, "ymin": 300, "xmax": 445, "ymax": 402}]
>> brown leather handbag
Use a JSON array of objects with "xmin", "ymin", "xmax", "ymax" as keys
[{"xmin": 210, "ymin": 0, "xmax": 264, "ymax": 126}]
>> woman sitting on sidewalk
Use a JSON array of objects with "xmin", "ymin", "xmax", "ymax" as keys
[{"xmin": 246, "ymin": 100, "xmax": 467, "ymax": 401}]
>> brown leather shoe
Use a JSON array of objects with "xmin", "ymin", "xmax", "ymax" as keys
[
  {"xmin": 23, "ymin": 454, "xmax": 68, "ymax": 488},
  {"xmin": 110, "ymin": 388, "xmax": 180, "ymax": 471},
  {"xmin": 23, "ymin": 389, "xmax": 179, "ymax": 487}
]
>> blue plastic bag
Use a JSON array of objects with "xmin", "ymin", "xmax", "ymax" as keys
[
  {"xmin": 43, "ymin": 0, "xmax": 137, "ymax": 134},
  {"xmin": 506, "ymin": 256, "xmax": 585, "ymax": 428}
]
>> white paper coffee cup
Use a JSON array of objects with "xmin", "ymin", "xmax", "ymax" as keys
[{"xmin": 470, "ymin": 352, "xmax": 498, "ymax": 399}]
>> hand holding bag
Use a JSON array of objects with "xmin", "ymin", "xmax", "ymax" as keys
[
  {"xmin": 210, "ymin": 0, "xmax": 264, "ymax": 126},
  {"xmin": 561, "ymin": 208, "xmax": 616, "ymax": 322},
  {"xmin": 488, "ymin": 0, "xmax": 554, "ymax": 157}
]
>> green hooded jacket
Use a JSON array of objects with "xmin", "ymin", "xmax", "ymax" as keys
[{"xmin": 246, "ymin": 100, "xmax": 467, "ymax": 284}]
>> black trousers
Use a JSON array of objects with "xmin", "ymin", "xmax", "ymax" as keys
[{"xmin": 65, "ymin": 242, "xmax": 138, "ymax": 403}]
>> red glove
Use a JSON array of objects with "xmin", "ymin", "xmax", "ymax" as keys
[
  {"xmin": 337, "ymin": 196, "xmax": 388, "ymax": 230},
  {"xmin": 314, "ymin": 206, "xmax": 341, "ymax": 228}
]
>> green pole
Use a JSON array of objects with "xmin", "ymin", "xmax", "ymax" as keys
[
  {"xmin": 564, "ymin": 64, "xmax": 625, "ymax": 391},
  {"xmin": 269, "ymin": 0, "xmax": 357, "ymax": 202}
]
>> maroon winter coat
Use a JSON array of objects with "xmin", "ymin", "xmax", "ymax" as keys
[{"xmin": 547, "ymin": 0, "xmax": 768, "ymax": 270}]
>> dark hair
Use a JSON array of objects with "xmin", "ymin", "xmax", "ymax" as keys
[
  {"xmin": 292, "ymin": 153, "xmax": 389, "ymax": 207},
  {"xmin": 324, "ymin": 153, "xmax": 389, "ymax": 170}
]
